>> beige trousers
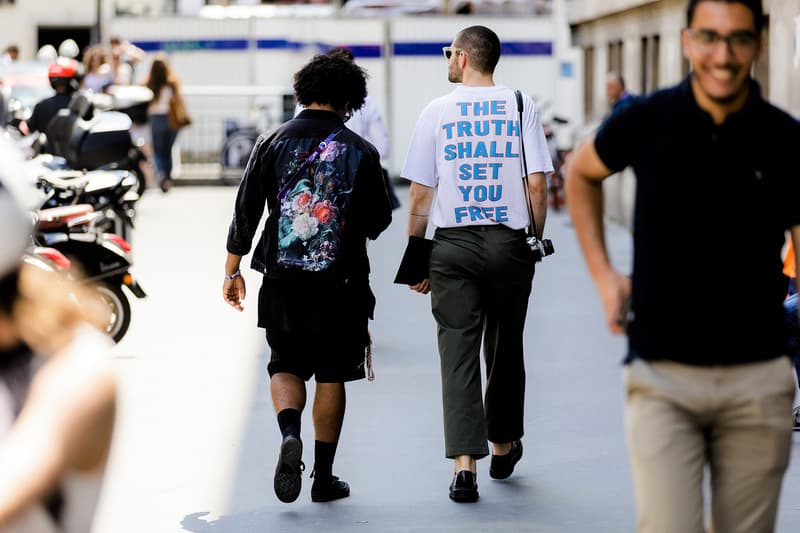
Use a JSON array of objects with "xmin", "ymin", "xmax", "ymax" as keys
[{"xmin": 623, "ymin": 357, "xmax": 795, "ymax": 533}]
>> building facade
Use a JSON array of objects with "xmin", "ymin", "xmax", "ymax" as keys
[{"xmin": 567, "ymin": 0, "xmax": 800, "ymax": 226}]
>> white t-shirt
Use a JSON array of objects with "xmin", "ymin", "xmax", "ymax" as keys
[
  {"xmin": 345, "ymin": 96, "xmax": 390, "ymax": 161},
  {"xmin": 402, "ymin": 84, "xmax": 553, "ymax": 229},
  {"xmin": 295, "ymin": 98, "xmax": 390, "ymax": 161}
]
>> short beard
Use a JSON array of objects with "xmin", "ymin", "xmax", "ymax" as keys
[{"xmin": 448, "ymin": 65, "xmax": 462, "ymax": 83}]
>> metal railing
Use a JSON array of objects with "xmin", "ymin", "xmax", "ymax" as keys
[{"xmin": 177, "ymin": 85, "xmax": 295, "ymax": 166}]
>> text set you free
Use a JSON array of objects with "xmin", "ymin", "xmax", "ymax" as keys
[{"xmin": 442, "ymin": 99, "xmax": 520, "ymax": 224}]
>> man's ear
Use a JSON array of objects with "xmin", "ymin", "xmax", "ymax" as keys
[
  {"xmin": 680, "ymin": 28, "xmax": 691, "ymax": 62},
  {"xmin": 458, "ymin": 50, "xmax": 468, "ymax": 69}
]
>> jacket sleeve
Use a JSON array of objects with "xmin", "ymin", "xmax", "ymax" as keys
[
  {"xmin": 226, "ymin": 134, "xmax": 270, "ymax": 256},
  {"xmin": 363, "ymin": 145, "xmax": 392, "ymax": 240}
]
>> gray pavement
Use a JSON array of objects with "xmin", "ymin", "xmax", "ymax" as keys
[{"xmin": 96, "ymin": 182, "xmax": 800, "ymax": 532}]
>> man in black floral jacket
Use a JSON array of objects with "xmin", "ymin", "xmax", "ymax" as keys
[{"xmin": 222, "ymin": 53, "xmax": 392, "ymax": 504}]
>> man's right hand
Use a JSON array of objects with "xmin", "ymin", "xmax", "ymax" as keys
[
  {"xmin": 409, "ymin": 279, "xmax": 430, "ymax": 294},
  {"xmin": 597, "ymin": 270, "xmax": 631, "ymax": 335}
]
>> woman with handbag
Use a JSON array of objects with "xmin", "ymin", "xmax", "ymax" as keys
[{"xmin": 144, "ymin": 55, "xmax": 190, "ymax": 193}]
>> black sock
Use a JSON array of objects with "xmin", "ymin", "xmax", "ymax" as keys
[
  {"xmin": 276, "ymin": 409, "xmax": 301, "ymax": 439},
  {"xmin": 313, "ymin": 440, "xmax": 338, "ymax": 482}
]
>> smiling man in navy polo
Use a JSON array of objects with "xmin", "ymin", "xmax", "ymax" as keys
[{"xmin": 567, "ymin": 1, "xmax": 800, "ymax": 531}]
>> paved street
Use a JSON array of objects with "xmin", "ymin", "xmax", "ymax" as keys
[{"xmin": 93, "ymin": 182, "xmax": 800, "ymax": 532}]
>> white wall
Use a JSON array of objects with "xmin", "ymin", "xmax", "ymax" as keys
[
  {"xmin": 768, "ymin": 1, "xmax": 800, "ymax": 117},
  {"xmin": 0, "ymin": 0, "xmax": 100, "ymax": 61},
  {"xmin": 109, "ymin": 14, "xmax": 563, "ymax": 176}
]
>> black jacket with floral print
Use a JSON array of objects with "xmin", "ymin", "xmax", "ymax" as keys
[{"xmin": 227, "ymin": 109, "xmax": 392, "ymax": 282}]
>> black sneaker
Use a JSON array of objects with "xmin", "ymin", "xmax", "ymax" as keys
[
  {"xmin": 274, "ymin": 435, "xmax": 304, "ymax": 503},
  {"xmin": 489, "ymin": 440, "xmax": 523, "ymax": 480},
  {"xmin": 793, "ymin": 406, "xmax": 800, "ymax": 431},
  {"xmin": 449, "ymin": 470, "xmax": 479, "ymax": 503},
  {"xmin": 311, "ymin": 475, "xmax": 350, "ymax": 502}
]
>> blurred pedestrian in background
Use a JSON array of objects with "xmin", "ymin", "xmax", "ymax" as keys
[
  {"xmin": 324, "ymin": 47, "xmax": 401, "ymax": 210},
  {"xmin": 567, "ymin": 0, "xmax": 800, "ymax": 531},
  {"xmin": 0, "ymin": 179, "xmax": 117, "ymax": 533},
  {"xmin": 784, "ymin": 239, "xmax": 800, "ymax": 429},
  {"xmin": 109, "ymin": 49, "xmax": 132, "ymax": 86},
  {"xmin": 109, "ymin": 37, "xmax": 145, "ymax": 81},
  {"xmin": 144, "ymin": 55, "xmax": 186, "ymax": 193},
  {"xmin": 222, "ymin": 52, "xmax": 392, "ymax": 505},
  {"xmin": 82, "ymin": 46, "xmax": 114, "ymax": 93},
  {"xmin": 24, "ymin": 58, "xmax": 83, "ymax": 140},
  {"xmin": 605, "ymin": 72, "xmax": 637, "ymax": 114},
  {"xmin": 1, "ymin": 45, "xmax": 19, "ymax": 64}
]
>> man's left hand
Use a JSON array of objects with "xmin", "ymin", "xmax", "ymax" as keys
[{"xmin": 223, "ymin": 276, "xmax": 246, "ymax": 311}]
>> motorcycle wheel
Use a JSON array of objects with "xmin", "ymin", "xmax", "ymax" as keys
[
  {"xmin": 134, "ymin": 164, "xmax": 147, "ymax": 197},
  {"xmin": 94, "ymin": 282, "xmax": 132, "ymax": 343}
]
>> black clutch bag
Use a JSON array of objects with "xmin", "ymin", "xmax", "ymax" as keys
[{"xmin": 393, "ymin": 236, "xmax": 433, "ymax": 285}]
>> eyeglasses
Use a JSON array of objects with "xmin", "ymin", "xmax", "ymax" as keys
[
  {"xmin": 687, "ymin": 29, "xmax": 758, "ymax": 55},
  {"xmin": 442, "ymin": 46, "xmax": 463, "ymax": 60}
]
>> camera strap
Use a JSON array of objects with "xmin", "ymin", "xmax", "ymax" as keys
[
  {"xmin": 514, "ymin": 89, "xmax": 540, "ymax": 240},
  {"xmin": 277, "ymin": 127, "xmax": 343, "ymax": 201}
]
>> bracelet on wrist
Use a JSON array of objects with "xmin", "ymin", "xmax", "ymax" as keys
[{"xmin": 224, "ymin": 269, "xmax": 241, "ymax": 281}]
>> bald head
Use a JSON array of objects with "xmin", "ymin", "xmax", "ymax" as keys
[{"xmin": 606, "ymin": 72, "xmax": 626, "ymax": 104}]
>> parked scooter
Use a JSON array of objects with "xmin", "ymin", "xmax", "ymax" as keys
[
  {"xmin": 35, "ymin": 167, "xmax": 139, "ymax": 241},
  {"xmin": 35, "ymin": 206, "xmax": 146, "ymax": 343}
]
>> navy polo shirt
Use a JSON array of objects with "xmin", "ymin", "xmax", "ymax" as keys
[{"xmin": 595, "ymin": 76, "xmax": 800, "ymax": 366}]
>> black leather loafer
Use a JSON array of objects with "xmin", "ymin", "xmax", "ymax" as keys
[
  {"xmin": 274, "ymin": 435, "xmax": 304, "ymax": 503},
  {"xmin": 311, "ymin": 475, "xmax": 350, "ymax": 502},
  {"xmin": 449, "ymin": 470, "xmax": 479, "ymax": 502},
  {"xmin": 489, "ymin": 440, "xmax": 523, "ymax": 480}
]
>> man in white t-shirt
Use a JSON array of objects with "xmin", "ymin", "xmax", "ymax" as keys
[{"xmin": 401, "ymin": 25, "xmax": 552, "ymax": 502}]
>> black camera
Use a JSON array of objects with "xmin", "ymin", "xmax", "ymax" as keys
[{"xmin": 526, "ymin": 236, "xmax": 555, "ymax": 263}]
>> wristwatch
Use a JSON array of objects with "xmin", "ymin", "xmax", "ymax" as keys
[{"xmin": 224, "ymin": 269, "xmax": 241, "ymax": 281}]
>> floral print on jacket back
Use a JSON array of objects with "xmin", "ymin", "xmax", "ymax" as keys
[{"xmin": 276, "ymin": 138, "xmax": 360, "ymax": 272}]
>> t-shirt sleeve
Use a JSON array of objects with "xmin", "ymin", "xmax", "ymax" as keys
[
  {"xmin": 522, "ymin": 95, "xmax": 554, "ymax": 175},
  {"xmin": 594, "ymin": 101, "xmax": 644, "ymax": 173},
  {"xmin": 362, "ymin": 144, "xmax": 393, "ymax": 240},
  {"xmin": 401, "ymin": 102, "xmax": 438, "ymax": 187}
]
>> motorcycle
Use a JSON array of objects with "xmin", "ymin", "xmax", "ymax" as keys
[
  {"xmin": 34, "ymin": 167, "xmax": 139, "ymax": 242},
  {"xmin": 43, "ymin": 90, "xmax": 150, "ymax": 196},
  {"xmin": 35, "ymin": 208, "xmax": 146, "ymax": 343}
]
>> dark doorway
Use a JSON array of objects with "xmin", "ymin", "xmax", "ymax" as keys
[{"xmin": 37, "ymin": 27, "xmax": 93, "ymax": 62}]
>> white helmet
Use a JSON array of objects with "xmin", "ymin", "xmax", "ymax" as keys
[
  {"xmin": 36, "ymin": 44, "xmax": 57, "ymax": 63},
  {"xmin": 58, "ymin": 38, "xmax": 79, "ymax": 59}
]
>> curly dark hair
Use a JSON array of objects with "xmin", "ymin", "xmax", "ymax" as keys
[{"xmin": 293, "ymin": 53, "xmax": 368, "ymax": 113}]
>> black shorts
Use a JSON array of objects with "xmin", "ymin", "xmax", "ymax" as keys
[{"xmin": 258, "ymin": 276, "xmax": 375, "ymax": 383}]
